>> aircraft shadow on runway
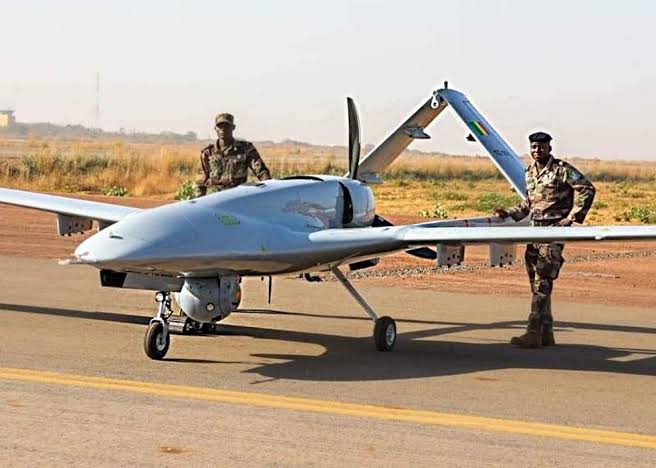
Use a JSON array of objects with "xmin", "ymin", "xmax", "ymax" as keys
[
  {"xmin": 231, "ymin": 310, "xmax": 656, "ymax": 382},
  {"xmin": 0, "ymin": 302, "xmax": 150, "ymax": 325},
  {"xmin": 3, "ymin": 302, "xmax": 655, "ymax": 381}
]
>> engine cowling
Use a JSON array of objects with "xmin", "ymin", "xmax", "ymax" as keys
[
  {"xmin": 339, "ymin": 179, "xmax": 375, "ymax": 228},
  {"xmin": 177, "ymin": 277, "xmax": 241, "ymax": 323}
]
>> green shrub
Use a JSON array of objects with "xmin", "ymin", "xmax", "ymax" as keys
[
  {"xmin": 21, "ymin": 156, "xmax": 39, "ymax": 178},
  {"xmin": 103, "ymin": 185, "xmax": 128, "ymax": 197},
  {"xmin": 174, "ymin": 180, "xmax": 196, "ymax": 200},
  {"xmin": 419, "ymin": 204, "xmax": 449, "ymax": 219},
  {"xmin": 622, "ymin": 205, "xmax": 656, "ymax": 223},
  {"xmin": 471, "ymin": 192, "xmax": 521, "ymax": 212},
  {"xmin": 592, "ymin": 200, "xmax": 609, "ymax": 209}
]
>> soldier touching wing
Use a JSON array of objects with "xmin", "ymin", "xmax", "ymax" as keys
[
  {"xmin": 494, "ymin": 131, "xmax": 596, "ymax": 348},
  {"xmin": 195, "ymin": 113, "xmax": 271, "ymax": 198}
]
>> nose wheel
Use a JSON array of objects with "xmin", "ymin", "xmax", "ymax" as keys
[
  {"xmin": 144, "ymin": 321, "xmax": 170, "ymax": 359},
  {"xmin": 144, "ymin": 292, "xmax": 173, "ymax": 360}
]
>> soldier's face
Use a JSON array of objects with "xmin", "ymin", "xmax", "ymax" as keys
[
  {"xmin": 530, "ymin": 142, "xmax": 551, "ymax": 163},
  {"xmin": 216, "ymin": 123, "xmax": 235, "ymax": 140}
]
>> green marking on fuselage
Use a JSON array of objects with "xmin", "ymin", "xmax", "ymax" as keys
[{"xmin": 216, "ymin": 213, "xmax": 240, "ymax": 226}]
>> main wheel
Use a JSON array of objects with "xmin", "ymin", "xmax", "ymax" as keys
[
  {"xmin": 373, "ymin": 316, "xmax": 396, "ymax": 351},
  {"xmin": 144, "ymin": 321, "xmax": 170, "ymax": 360}
]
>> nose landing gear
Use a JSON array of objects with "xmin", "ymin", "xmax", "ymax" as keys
[{"xmin": 144, "ymin": 292, "xmax": 173, "ymax": 360}]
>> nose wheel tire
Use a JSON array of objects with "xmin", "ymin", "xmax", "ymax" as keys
[
  {"xmin": 144, "ymin": 321, "xmax": 170, "ymax": 360},
  {"xmin": 374, "ymin": 316, "xmax": 396, "ymax": 351}
]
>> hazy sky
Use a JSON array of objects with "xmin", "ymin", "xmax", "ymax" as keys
[{"xmin": 1, "ymin": 0, "xmax": 655, "ymax": 159}]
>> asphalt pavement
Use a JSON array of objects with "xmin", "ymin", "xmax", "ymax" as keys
[{"xmin": 1, "ymin": 256, "xmax": 655, "ymax": 466}]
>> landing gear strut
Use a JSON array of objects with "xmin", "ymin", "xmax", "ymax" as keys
[
  {"xmin": 144, "ymin": 291, "xmax": 173, "ymax": 360},
  {"xmin": 331, "ymin": 267, "xmax": 397, "ymax": 351}
]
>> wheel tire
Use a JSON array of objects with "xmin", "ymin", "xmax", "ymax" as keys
[
  {"xmin": 144, "ymin": 321, "xmax": 170, "ymax": 360},
  {"xmin": 374, "ymin": 316, "xmax": 396, "ymax": 352}
]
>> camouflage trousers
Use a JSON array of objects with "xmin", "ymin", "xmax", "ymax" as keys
[{"xmin": 524, "ymin": 243, "xmax": 565, "ymax": 332}]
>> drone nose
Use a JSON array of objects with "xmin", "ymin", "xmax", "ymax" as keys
[
  {"xmin": 73, "ymin": 247, "xmax": 96, "ymax": 264},
  {"xmin": 74, "ymin": 232, "xmax": 150, "ymax": 265}
]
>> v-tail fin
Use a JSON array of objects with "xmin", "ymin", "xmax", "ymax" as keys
[{"xmin": 436, "ymin": 88, "xmax": 526, "ymax": 197}]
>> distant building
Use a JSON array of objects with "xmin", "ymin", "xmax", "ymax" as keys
[{"xmin": 0, "ymin": 110, "xmax": 15, "ymax": 127}]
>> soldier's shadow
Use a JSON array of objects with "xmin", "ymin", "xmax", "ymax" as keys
[{"xmin": 224, "ymin": 309, "xmax": 656, "ymax": 382}]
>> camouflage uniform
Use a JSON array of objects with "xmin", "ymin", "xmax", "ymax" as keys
[
  {"xmin": 195, "ymin": 132, "xmax": 271, "ymax": 197},
  {"xmin": 507, "ymin": 156, "xmax": 596, "ymax": 334}
]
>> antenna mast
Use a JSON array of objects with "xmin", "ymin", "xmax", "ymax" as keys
[{"xmin": 95, "ymin": 72, "xmax": 100, "ymax": 127}]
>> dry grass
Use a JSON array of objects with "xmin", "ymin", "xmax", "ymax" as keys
[
  {"xmin": 372, "ymin": 180, "xmax": 656, "ymax": 224},
  {"xmin": 0, "ymin": 139, "xmax": 349, "ymax": 196},
  {"xmin": 1, "ymin": 137, "xmax": 656, "ymax": 224}
]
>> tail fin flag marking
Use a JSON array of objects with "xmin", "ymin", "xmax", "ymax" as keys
[{"xmin": 437, "ymin": 89, "xmax": 526, "ymax": 197}]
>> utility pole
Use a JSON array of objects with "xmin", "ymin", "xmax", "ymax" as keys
[{"xmin": 95, "ymin": 72, "xmax": 100, "ymax": 127}]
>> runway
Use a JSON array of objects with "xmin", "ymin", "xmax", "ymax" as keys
[{"xmin": 1, "ymin": 256, "xmax": 655, "ymax": 466}]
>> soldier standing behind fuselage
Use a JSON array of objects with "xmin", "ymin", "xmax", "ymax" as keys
[
  {"xmin": 494, "ymin": 132, "xmax": 596, "ymax": 348},
  {"xmin": 195, "ymin": 113, "xmax": 271, "ymax": 198},
  {"xmin": 180, "ymin": 113, "xmax": 271, "ymax": 333}
]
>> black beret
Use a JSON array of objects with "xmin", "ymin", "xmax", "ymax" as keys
[{"xmin": 528, "ymin": 131, "xmax": 552, "ymax": 143}]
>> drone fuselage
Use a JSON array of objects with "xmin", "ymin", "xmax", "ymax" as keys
[{"xmin": 74, "ymin": 176, "xmax": 380, "ymax": 277}]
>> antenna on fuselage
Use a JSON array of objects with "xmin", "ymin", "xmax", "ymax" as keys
[{"xmin": 347, "ymin": 97, "xmax": 361, "ymax": 180}]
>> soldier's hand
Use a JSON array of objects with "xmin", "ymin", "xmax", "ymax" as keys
[
  {"xmin": 494, "ymin": 208, "xmax": 509, "ymax": 219},
  {"xmin": 555, "ymin": 218, "xmax": 574, "ymax": 227}
]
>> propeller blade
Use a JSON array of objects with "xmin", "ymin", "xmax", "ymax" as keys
[
  {"xmin": 267, "ymin": 275, "xmax": 272, "ymax": 304},
  {"xmin": 405, "ymin": 247, "xmax": 437, "ymax": 260},
  {"xmin": 347, "ymin": 97, "xmax": 361, "ymax": 180}
]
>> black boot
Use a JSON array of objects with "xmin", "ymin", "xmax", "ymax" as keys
[
  {"xmin": 510, "ymin": 329, "xmax": 542, "ymax": 348},
  {"xmin": 542, "ymin": 327, "xmax": 556, "ymax": 346}
]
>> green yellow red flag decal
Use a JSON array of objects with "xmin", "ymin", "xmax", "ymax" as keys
[{"xmin": 468, "ymin": 120, "xmax": 490, "ymax": 137}]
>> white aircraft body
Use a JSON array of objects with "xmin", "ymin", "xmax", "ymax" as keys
[{"xmin": 2, "ymin": 85, "xmax": 656, "ymax": 360}]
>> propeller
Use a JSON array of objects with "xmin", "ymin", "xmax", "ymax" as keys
[
  {"xmin": 372, "ymin": 215, "xmax": 437, "ymax": 260},
  {"xmin": 347, "ymin": 97, "xmax": 361, "ymax": 180},
  {"xmin": 345, "ymin": 97, "xmax": 437, "ymax": 261},
  {"xmin": 346, "ymin": 97, "xmax": 437, "ymax": 262}
]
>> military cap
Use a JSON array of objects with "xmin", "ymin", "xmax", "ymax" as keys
[
  {"xmin": 215, "ymin": 113, "xmax": 235, "ymax": 126},
  {"xmin": 528, "ymin": 131, "xmax": 552, "ymax": 143}
]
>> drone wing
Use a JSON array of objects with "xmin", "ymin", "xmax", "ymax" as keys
[{"xmin": 0, "ymin": 187, "xmax": 141, "ymax": 234}]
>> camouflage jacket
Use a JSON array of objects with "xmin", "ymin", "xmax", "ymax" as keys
[
  {"xmin": 195, "ymin": 139, "xmax": 271, "ymax": 197},
  {"xmin": 508, "ymin": 156, "xmax": 596, "ymax": 224}
]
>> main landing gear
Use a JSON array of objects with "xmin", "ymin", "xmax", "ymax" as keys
[
  {"xmin": 331, "ymin": 267, "xmax": 397, "ymax": 351},
  {"xmin": 144, "ymin": 291, "xmax": 173, "ymax": 360}
]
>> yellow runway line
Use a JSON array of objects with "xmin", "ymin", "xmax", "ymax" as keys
[{"xmin": 1, "ymin": 366, "xmax": 655, "ymax": 450}]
